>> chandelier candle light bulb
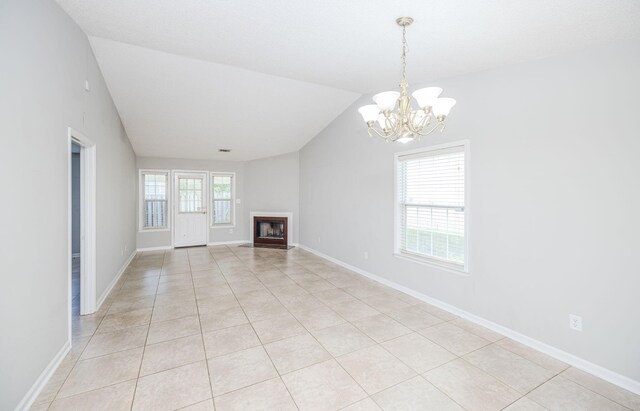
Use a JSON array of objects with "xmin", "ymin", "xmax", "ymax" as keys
[{"xmin": 358, "ymin": 17, "xmax": 456, "ymax": 143}]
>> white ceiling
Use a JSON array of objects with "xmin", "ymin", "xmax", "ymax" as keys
[
  {"xmin": 88, "ymin": 37, "xmax": 358, "ymax": 161},
  {"xmin": 57, "ymin": 0, "xmax": 640, "ymax": 160}
]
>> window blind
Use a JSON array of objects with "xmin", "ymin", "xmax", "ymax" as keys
[
  {"xmin": 212, "ymin": 174, "xmax": 233, "ymax": 225},
  {"xmin": 397, "ymin": 145, "xmax": 466, "ymax": 266},
  {"xmin": 142, "ymin": 172, "xmax": 168, "ymax": 229}
]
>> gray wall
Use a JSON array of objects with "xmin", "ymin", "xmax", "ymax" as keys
[
  {"xmin": 245, "ymin": 151, "xmax": 300, "ymax": 244},
  {"xmin": 299, "ymin": 40, "xmax": 640, "ymax": 382},
  {"xmin": 137, "ymin": 151, "xmax": 300, "ymax": 248},
  {"xmin": 136, "ymin": 157, "xmax": 247, "ymax": 248},
  {"xmin": 0, "ymin": 0, "xmax": 137, "ymax": 409}
]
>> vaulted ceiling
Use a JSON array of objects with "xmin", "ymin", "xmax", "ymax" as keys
[{"xmin": 57, "ymin": 0, "xmax": 640, "ymax": 161}]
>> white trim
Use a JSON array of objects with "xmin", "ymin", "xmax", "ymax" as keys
[
  {"xmin": 210, "ymin": 171, "xmax": 236, "ymax": 228},
  {"xmin": 80, "ymin": 141, "xmax": 97, "ymax": 315},
  {"xmin": 298, "ymin": 244, "xmax": 640, "ymax": 396},
  {"xmin": 207, "ymin": 240, "xmax": 250, "ymax": 246},
  {"xmin": 249, "ymin": 211, "xmax": 294, "ymax": 245},
  {"xmin": 14, "ymin": 340, "xmax": 71, "ymax": 411},
  {"xmin": 68, "ymin": 127, "xmax": 97, "ymax": 321},
  {"xmin": 394, "ymin": 139, "xmax": 470, "ymax": 273},
  {"xmin": 96, "ymin": 250, "xmax": 135, "ymax": 311},
  {"xmin": 138, "ymin": 169, "xmax": 170, "ymax": 232},
  {"xmin": 67, "ymin": 136, "xmax": 72, "ymax": 343},
  {"xmin": 172, "ymin": 170, "xmax": 210, "ymax": 247},
  {"xmin": 136, "ymin": 245, "xmax": 173, "ymax": 252}
]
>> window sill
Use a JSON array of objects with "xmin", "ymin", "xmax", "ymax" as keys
[
  {"xmin": 211, "ymin": 224, "xmax": 236, "ymax": 229},
  {"xmin": 393, "ymin": 252, "xmax": 469, "ymax": 276},
  {"xmin": 138, "ymin": 228, "xmax": 170, "ymax": 233}
]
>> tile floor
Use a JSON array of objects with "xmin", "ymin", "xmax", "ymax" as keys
[{"xmin": 32, "ymin": 246, "xmax": 639, "ymax": 410}]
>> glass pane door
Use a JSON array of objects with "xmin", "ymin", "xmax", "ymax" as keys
[{"xmin": 178, "ymin": 177, "xmax": 204, "ymax": 213}]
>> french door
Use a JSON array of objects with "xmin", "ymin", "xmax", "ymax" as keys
[{"xmin": 173, "ymin": 172, "xmax": 208, "ymax": 247}]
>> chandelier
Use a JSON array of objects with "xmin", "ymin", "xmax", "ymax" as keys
[{"xmin": 358, "ymin": 17, "xmax": 456, "ymax": 143}]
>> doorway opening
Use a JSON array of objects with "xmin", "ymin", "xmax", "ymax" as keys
[
  {"xmin": 71, "ymin": 142, "xmax": 81, "ymax": 316},
  {"xmin": 68, "ymin": 127, "xmax": 97, "ymax": 338}
]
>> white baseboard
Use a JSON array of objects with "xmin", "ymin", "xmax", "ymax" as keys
[
  {"xmin": 137, "ymin": 240, "xmax": 298, "ymax": 249},
  {"xmin": 298, "ymin": 244, "xmax": 640, "ymax": 395},
  {"xmin": 137, "ymin": 241, "xmax": 252, "ymax": 250},
  {"xmin": 14, "ymin": 339, "xmax": 71, "ymax": 411},
  {"xmin": 208, "ymin": 240, "xmax": 300, "ymax": 247},
  {"xmin": 207, "ymin": 240, "xmax": 250, "ymax": 246},
  {"xmin": 96, "ymin": 250, "xmax": 135, "ymax": 311},
  {"xmin": 136, "ymin": 245, "xmax": 173, "ymax": 252}
]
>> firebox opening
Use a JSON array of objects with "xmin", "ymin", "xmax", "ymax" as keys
[
  {"xmin": 258, "ymin": 221, "xmax": 285, "ymax": 239},
  {"xmin": 253, "ymin": 216, "xmax": 288, "ymax": 247}
]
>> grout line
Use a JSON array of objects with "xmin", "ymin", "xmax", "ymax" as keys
[
  {"xmin": 45, "ymin": 378, "xmax": 139, "ymax": 407},
  {"xmin": 128, "ymin": 253, "xmax": 160, "ymax": 411},
  {"xmin": 189, "ymin": 247, "xmax": 216, "ymax": 405},
  {"xmin": 556, "ymin": 370, "xmax": 635, "ymax": 411}
]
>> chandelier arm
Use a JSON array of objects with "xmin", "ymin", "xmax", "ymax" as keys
[
  {"xmin": 384, "ymin": 115, "xmax": 395, "ymax": 133},
  {"xmin": 367, "ymin": 124, "xmax": 393, "ymax": 139},
  {"xmin": 389, "ymin": 112, "xmax": 402, "ymax": 137},
  {"xmin": 415, "ymin": 121, "xmax": 446, "ymax": 137},
  {"xmin": 377, "ymin": 114, "xmax": 399, "ymax": 140},
  {"xmin": 409, "ymin": 111, "xmax": 431, "ymax": 134}
]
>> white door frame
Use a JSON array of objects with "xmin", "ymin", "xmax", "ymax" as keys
[
  {"xmin": 172, "ymin": 170, "xmax": 210, "ymax": 247},
  {"xmin": 68, "ymin": 127, "xmax": 97, "ymax": 328}
]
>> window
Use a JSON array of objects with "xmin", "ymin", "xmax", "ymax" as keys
[
  {"xmin": 395, "ymin": 142, "xmax": 468, "ymax": 271},
  {"xmin": 140, "ymin": 170, "xmax": 169, "ymax": 230},
  {"xmin": 178, "ymin": 177, "xmax": 204, "ymax": 213},
  {"xmin": 211, "ymin": 173, "xmax": 234, "ymax": 226}
]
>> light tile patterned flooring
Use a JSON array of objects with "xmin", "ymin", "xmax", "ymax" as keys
[{"xmin": 32, "ymin": 246, "xmax": 639, "ymax": 410}]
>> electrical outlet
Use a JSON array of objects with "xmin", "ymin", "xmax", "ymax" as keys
[
  {"xmin": 364, "ymin": 251, "xmax": 369, "ymax": 260},
  {"xmin": 569, "ymin": 314, "xmax": 583, "ymax": 331}
]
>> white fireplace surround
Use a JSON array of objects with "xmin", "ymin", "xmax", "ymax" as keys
[{"xmin": 249, "ymin": 211, "xmax": 294, "ymax": 245}]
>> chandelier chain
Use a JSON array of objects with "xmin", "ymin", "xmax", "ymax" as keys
[{"xmin": 401, "ymin": 25, "xmax": 408, "ymax": 85}]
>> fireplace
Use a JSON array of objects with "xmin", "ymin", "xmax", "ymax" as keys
[{"xmin": 253, "ymin": 216, "xmax": 288, "ymax": 247}]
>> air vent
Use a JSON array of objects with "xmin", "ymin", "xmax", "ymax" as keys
[{"xmin": 219, "ymin": 149, "xmax": 231, "ymax": 153}]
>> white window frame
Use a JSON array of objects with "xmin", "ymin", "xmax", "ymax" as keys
[
  {"xmin": 139, "ymin": 169, "xmax": 170, "ymax": 232},
  {"xmin": 210, "ymin": 172, "xmax": 236, "ymax": 228},
  {"xmin": 393, "ymin": 140, "xmax": 470, "ymax": 274}
]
